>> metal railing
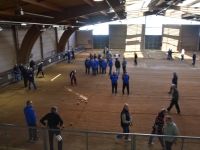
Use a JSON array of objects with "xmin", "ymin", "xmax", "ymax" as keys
[
  {"xmin": 0, "ymin": 46, "xmax": 85, "ymax": 88},
  {"xmin": 1, "ymin": 123, "xmax": 200, "ymax": 150}
]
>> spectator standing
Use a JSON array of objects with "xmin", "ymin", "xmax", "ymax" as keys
[
  {"xmin": 70, "ymin": 70, "xmax": 77, "ymax": 86},
  {"xmin": 122, "ymin": 72, "xmax": 130, "ymax": 95},
  {"xmin": 40, "ymin": 106, "xmax": 63, "ymax": 150},
  {"xmin": 168, "ymin": 72, "xmax": 178, "ymax": 94},
  {"xmin": 30, "ymin": 59, "xmax": 35, "ymax": 72},
  {"xmin": 94, "ymin": 58, "xmax": 99, "ymax": 74},
  {"xmin": 28, "ymin": 68, "xmax": 38, "ymax": 90},
  {"xmin": 85, "ymin": 58, "xmax": 90, "ymax": 75},
  {"xmin": 115, "ymin": 58, "xmax": 121, "ymax": 75},
  {"xmin": 115, "ymin": 103, "xmax": 132, "ymax": 142},
  {"xmin": 24, "ymin": 100, "xmax": 39, "ymax": 142},
  {"xmin": 99, "ymin": 57, "xmax": 103, "ymax": 74},
  {"xmin": 108, "ymin": 58, "xmax": 113, "ymax": 75},
  {"xmin": 110, "ymin": 71, "xmax": 118, "ymax": 95},
  {"xmin": 36, "ymin": 62, "xmax": 44, "ymax": 78},
  {"xmin": 91, "ymin": 59, "xmax": 97, "ymax": 76},
  {"xmin": 94, "ymin": 52, "xmax": 97, "ymax": 59},
  {"xmin": 19, "ymin": 63, "xmax": 24, "ymax": 80},
  {"xmin": 134, "ymin": 52, "xmax": 138, "ymax": 65},
  {"xmin": 167, "ymin": 84, "xmax": 181, "ymax": 114},
  {"xmin": 180, "ymin": 49, "xmax": 185, "ymax": 61},
  {"xmin": 103, "ymin": 47, "xmax": 107, "ymax": 58},
  {"xmin": 98, "ymin": 52, "xmax": 101, "ymax": 60},
  {"xmin": 102, "ymin": 59, "xmax": 107, "ymax": 75},
  {"xmin": 13, "ymin": 64, "xmax": 20, "ymax": 83},
  {"xmin": 23, "ymin": 66, "xmax": 29, "ymax": 87},
  {"xmin": 122, "ymin": 58, "xmax": 127, "ymax": 73},
  {"xmin": 163, "ymin": 116, "xmax": 178, "ymax": 150},
  {"xmin": 148, "ymin": 108, "xmax": 167, "ymax": 149},
  {"xmin": 192, "ymin": 52, "xmax": 196, "ymax": 67},
  {"xmin": 67, "ymin": 50, "xmax": 71, "ymax": 64},
  {"xmin": 71, "ymin": 48, "xmax": 75, "ymax": 60}
]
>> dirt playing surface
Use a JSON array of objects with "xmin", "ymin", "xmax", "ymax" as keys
[{"xmin": 0, "ymin": 50, "xmax": 200, "ymax": 150}]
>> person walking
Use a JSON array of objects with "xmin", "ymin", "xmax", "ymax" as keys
[
  {"xmin": 67, "ymin": 50, "xmax": 71, "ymax": 64},
  {"xmin": 24, "ymin": 100, "xmax": 39, "ymax": 142},
  {"xmin": 163, "ymin": 116, "xmax": 178, "ymax": 150},
  {"xmin": 102, "ymin": 59, "xmax": 107, "ymax": 75},
  {"xmin": 122, "ymin": 72, "xmax": 130, "ymax": 95},
  {"xmin": 28, "ymin": 68, "xmax": 39, "ymax": 90},
  {"xmin": 70, "ymin": 70, "xmax": 77, "ymax": 86},
  {"xmin": 168, "ymin": 72, "xmax": 178, "ymax": 94},
  {"xmin": 108, "ymin": 58, "xmax": 113, "ymax": 75},
  {"xmin": 134, "ymin": 52, "xmax": 138, "ymax": 65},
  {"xmin": 19, "ymin": 63, "xmax": 24, "ymax": 80},
  {"xmin": 71, "ymin": 48, "xmax": 75, "ymax": 60},
  {"xmin": 40, "ymin": 106, "xmax": 63, "ymax": 150},
  {"xmin": 167, "ymin": 84, "xmax": 180, "ymax": 114},
  {"xmin": 36, "ymin": 62, "xmax": 44, "ymax": 77},
  {"xmin": 115, "ymin": 58, "xmax": 121, "ymax": 75},
  {"xmin": 115, "ymin": 103, "xmax": 132, "ymax": 142},
  {"xmin": 148, "ymin": 108, "xmax": 167, "ymax": 149},
  {"xmin": 180, "ymin": 49, "xmax": 185, "ymax": 61},
  {"xmin": 13, "ymin": 64, "xmax": 20, "ymax": 83},
  {"xmin": 30, "ymin": 59, "xmax": 35, "ymax": 72},
  {"xmin": 85, "ymin": 58, "xmax": 90, "ymax": 75},
  {"xmin": 23, "ymin": 66, "xmax": 29, "ymax": 88},
  {"xmin": 110, "ymin": 71, "xmax": 118, "ymax": 95},
  {"xmin": 122, "ymin": 58, "xmax": 127, "ymax": 73},
  {"xmin": 192, "ymin": 52, "xmax": 196, "ymax": 67}
]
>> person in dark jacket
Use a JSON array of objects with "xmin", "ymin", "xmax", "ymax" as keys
[
  {"xmin": 67, "ymin": 50, "xmax": 71, "ymax": 64},
  {"xmin": 108, "ymin": 58, "xmax": 113, "ymax": 75},
  {"xmin": 97, "ymin": 52, "xmax": 101, "ymax": 60},
  {"xmin": 19, "ymin": 63, "xmax": 24, "ymax": 80},
  {"xmin": 167, "ymin": 84, "xmax": 180, "ymax": 114},
  {"xmin": 13, "ymin": 64, "xmax": 20, "ymax": 83},
  {"xmin": 28, "ymin": 68, "xmax": 38, "ymax": 90},
  {"xmin": 36, "ymin": 62, "xmax": 44, "ymax": 77},
  {"xmin": 40, "ymin": 106, "xmax": 63, "ymax": 150},
  {"xmin": 71, "ymin": 48, "xmax": 75, "ymax": 60},
  {"xmin": 134, "ymin": 52, "xmax": 138, "ymax": 65},
  {"xmin": 23, "ymin": 66, "xmax": 29, "ymax": 87},
  {"xmin": 30, "ymin": 59, "xmax": 35, "ymax": 72},
  {"xmin": 192, "ymin": 52, "xmax": 196, "ymax": 67},
  {"xmin": 168, "ymin": 72, "xmax": 178, "ymax": 94},
  {"xmin": 115, "ymin": 58, "xmax": 121, "ymax": 75},
  {"xmin": 99, "ymin": 57, "xmax": 103, "ymax": 74},
  {"xmin": 148, "ymin": 108, "xmax": 167, "ymax": 149},
  {"xmin": 102, "ymin": 59, "xmax": 107, "ymax": 75},
  {"xmin": 115, "ymin": 103, "xmax": 132, "ymax": 142},
  {"xmin": 70, "ymin": 70, "xmax": 77, "ymax": 86},
  {"xmin": 24, "ymin": 100, "xmax": 39, "ymax": 142},
  {"xmin": 122, "ymin": 58, "xmax": 127, "ymax": 73},
  {"xmin": 122, "ymin": 72, "xmax": 130, "ymax": 95},
  {"xmin": 110, "ymin": 71, "xmax": 118, "ymax": 95},
  {"xmin": 85, "ymin": 58, "xmax": 90, "ymax": 75}
]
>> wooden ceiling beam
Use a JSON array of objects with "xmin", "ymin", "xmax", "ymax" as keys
[
  {"xmin": 20, "ymin": 0, "xmax": 65, "ymax": 12},
  {"xmin": 80, "ymin": 15, "xmax": 89, "ymax": 19},
  {"xmin": 83, "ymin": 0, "xmax": 94, "ymax": 7},
  {"xmin": 100, "ymin": 11, "xmax": 108, "ymax": 16}
]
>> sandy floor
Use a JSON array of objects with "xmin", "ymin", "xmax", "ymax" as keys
[{"xmin": 0, "ymin": 49, "xmax": 200, "ymax": 150}]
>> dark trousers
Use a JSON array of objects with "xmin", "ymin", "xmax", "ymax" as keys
[
  {"xmin": 20, "ymin": 73, "xmax": 23, "ymax": 80},
  {"xmin": 109, "ymin": 66, "xmax": 112, "ymax": 75},
  {"xmin": 112, "ymin": 83, "xmax": 117, "ymax": 94},
  {"xmin": 72, "ymin": 53, "xmax": 75, "ymax": 60},
  {"xmin": 192, "ymin": 59, "xmax": 196, "ymax": 66},
  {"xmin": 71, "ymin": 76, "xmax": 77, "ymax": 85},
  {"xmin": 36, "ymin": 69, "xmax": 44, "ymax": 77},
  {"xmin": 122, "ymin": 66, "xmax": 126, "ymax": 73},
  {"xmin": 148, "ymin": 129, "xmax": 165, "ymax": 147},
  {"xmin": 122, "ymin": 83, "xmax": 129, "ymax": 94},
  {"xmin": 102, "ymin": 68, "xmax": 106, "ymax": 74},
  {"xmin": 96, "ymin": 68, "xmax": 98, "ymax": 74},
  {"xmin": 165, "ymin": 141, "xmax": 173, "ymax": 150},
  {"xmin": 116, "ymin": 126, "xmax": 129, "ymax": 140},
  {"xmin": 49, "ymin": 128, "xmax": 62, "ymax": 150},
  {"xmin": 92, "ymin": 69, "xmax": 96, "ymax": 76},
  {"xmin": 167, "ymin": 100, "xmax": 180, "ymax": 113},
  {"xmin": 29, "ymin": 80, "xmax": 37, "ymax": 90},
  {"xmin": 24, "ymin": 77, "xmax": 28, "ymax": 87},
  {"xmin": 134, "ymin": 58, "xmax": 137, "ymax": 65},
  {"xmin": 99, "ymin": 66, "xmax": 102, "ymax": 74},
  {"xmin": 28, "ymin": 123, "xmax": 37, "ymax": 141},
  {"xmin": 85, "ymin": 67, "xmax": 90, "ymax": 74}
]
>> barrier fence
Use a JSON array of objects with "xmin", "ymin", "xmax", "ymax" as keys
[{"xmin": 0, "ymin": 123, "xmax": 200, "ymax": 150}]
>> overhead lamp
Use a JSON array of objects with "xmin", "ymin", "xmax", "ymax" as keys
[
  {"xmin": 63, "ymin": 26, "xmax": 68, "ymax": 30},
  {"xmin": 119, "ymin": 0, "xmax": 126, "ymax": 4},
  {"xmin": 0, "ymin": 26, "xmax": 2, "ymax": 31},
  {"xmin": 53, "ymin": 25, "xmax": 59, "ymax": 28},
  {"xmin": 107, "ymin": 8, "xmax": 114, "ymax": 13},
  {"xmin": 71, "ymin": 26, "xmax": 74, "ymax": 28},
  {"xmin": 111, "ymin": 18, "xmax": 114, "ymax": 21},
  {"xmin": 40, "ymin": 25, "xmax": 46, "ymax": 31},
  {"xmin": 21, "ymin": 22, "xmax": 27, "ymax": 26}
]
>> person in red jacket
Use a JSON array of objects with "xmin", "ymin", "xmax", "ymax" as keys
[{"xmin": 70, "ymin": 70, "xmax": 77, "ymax": 86}]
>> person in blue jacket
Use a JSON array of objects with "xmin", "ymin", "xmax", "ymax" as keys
[
  {"xmin": 94, "ymin": 58, "xmax": 99, "ymax": 74},
  {"xmin": 91, "ymin": 59, "xmax": 97, "ymax": 76},
  {"xmin": 122, "ymin": 71, "xmax": 130, "ymax": 95},
  {"xmin": 109, "ymin": 58, "xmax": 113, "ymax": 75},
  {"xmin": 102, "ymin": 59, "xmax": 107, "ymax": 75},
  {"xmin": 110, "ymin": 71, "xmax": 118, "ymax": 95},
  {"xmin": 24, "ymin": 100, "xmax": 39, "ymax": 142},
  {"xmin": 168, "ymin": 72, "xmax": 178, "ymax": 94},
  {"xmin": 67, "ymin": 50, "xmax": 71, "ymax": 64},
  {"xmin": 85, "ymin": 58, "xmax": 90, "ymax": 75},
  {"xmin": 192, "ymin": 52, "xmax": 196, "ymax": 67},
  {"xmin": 99, "ymin": 57, "xmax": 103, "ymax": 74}
]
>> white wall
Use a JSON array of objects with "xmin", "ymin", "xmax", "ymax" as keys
[{"xmin": 0, "ymin": 30, "xmax": 17, "ymax": 72}]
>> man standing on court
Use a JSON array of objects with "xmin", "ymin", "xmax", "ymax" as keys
[
  {"xmin": 28, "ymin": 68, "xmax": 39, "ymax": 90},
  {"xmin": 167, "ymin": 84, "xmax": 180, "ymax": 114},
  {"xmin": 30, "ymin": 59, "xmax": 35, "ymax": 72},
  {"xmin": 122, "ymin": 58, "xmax": 127, "ymax": 73},
  {"xmin": 24, "ymin": 100, "xmax": 39, "ymax": 142},
  {"xmin": 180, "ymin": 49, "xmax": 185, "ymax": 61},
  {"xmin": 115, "ymin": 103, "xmax": 132, "ymax": 142},
  {"xmin": 40, "ymin": 106, "xmax": 63, "ymax": 150},
  {"xmin": 36, "ymin": 62, "xmax": 44, "ymax": 77},
  {"xmin": 70, "ymin": 70, "xmax": 77, "ymax": 86},
  {"xmin": 122, "ymin": 72, "xmax": 130, "ymax": 95},
  {"xmin": 134, "ymin": 52, "xmax": 138, "ymax": 65},
  {"xmin": 163, "ymin": 116, "xmax": 178, "ymax": 150},
  {"xmin": 192, "ymin": 52, "xmax": 196, "ymax": 67},
  {"xmin": 108, "ymin": 58, "xmax": 113, "ymax": 75},
  {"xmin": 110, "ymin": 71, "xmax": 118, "ymax": 95},
  {"xmin": 71, "ymin": 48, "xmax": 75, "ymax": 60},
  {"xmin": 168, "ymin": 72, "xmax": 178, "ymax": 94},
  {"xmin": 148, "ymin": 108, "xmax": 167, "ymax": 149},
  {"xmin": 67, "ymin": 50, "xmax": 71, "ymax": 64},
  {"xmin": 98, "ymin": 57, "xmax": 103, "ymax": 74},
  {"xmin": 115, "ymin": 58, "xmax": 121, "ymax": 75}
]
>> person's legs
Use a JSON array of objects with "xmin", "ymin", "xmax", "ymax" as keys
[
  {"xmin": 109, "ymin": 67, "xmax": 111, "ymax": 75},
  {"xmin": 165, "ymin": 141, "xmax": 173, "ymax": 150},
  {"xmin": 36, "ymin": 70, "xmax": 40, "ymax": 77},
  {"xmin": 74, "ymin": 76, "xmax": 77, "ymax": 85},
  {"xmin": 124, "ymin": 126, "xmax": 130, "ymax": 140},
  {"xmin": 28, "ymin": 81, "xmax": 31, "ymax": 90},
  {"xmin": 24, "ymin": 78, "xmax": 27, "ymax": 87},
  {"xmin": 127, "ymin": 84, "xmax": 129, "ymax": 94},
  {"xmin": 41, "ymin": 71, "xmax": 44, "ymax": 77},
  {"xmin": 136, "ymin": 58, "xmax": 137, "ymax": 65},
  {"xmin": 112, "ymin": 83, "xmax": 114, "ymax": 94},
  {"xmin": 148, "ymin": 128, "xmax": 156, "ymax": 144},
  {"xmin": 174, "ymin": 101, "xmax": 180, "ymax": 113},
  {"xmin": 115, "ymin": 83, "xmax": 118, "ymax": 94},
  {"xmin": 49, "ymin": 130, "xmax": 54, "ymax": 150},
  {"xmin": 167, "ymin": 101, "xmax": 175, "ymax": 112},
  {"xmin": 116, "ymin": 126, "xmax": 127, "ymax": 139},
  {"xmin": 96, "ymin": 68, "xmax": 98, "ymax": 74},
  {"xmin": 15, "ymin": 74, "xmax": 18, "ymax": 82},
  {"xmin": 157, "ymin": 131, "xmax": 165, "ymax": 148},
  {"xmin": 55, "ymin": 129, "xmax": 62, "ymax": 150},
  {"xmin": 183, "ymin": 54, "xmax": 184, "ymax": 61},
  {"xmin": 32, "ymin": 81, "xmax": 37, "ymax": 90},
  {"xmin": 122, "ymin": 83, "xmax": 125, "ymax": 94},
  {"xmin": 122, "ymin": 66, "xmax": 125, "ymax": 72},
  {"xmin": 28, "ymin": 124, "xmax": 33, "ymax": 140}
]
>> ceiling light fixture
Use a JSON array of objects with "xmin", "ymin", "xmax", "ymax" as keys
[
  {"xmin": 40, "ymin": 25, "xmax": 46, "ymax": 31},
  {"xmin": 53, "ymin": 25, "xmax": 59, "ymax": 28},
  {"xmin": 63, "ymin": 26, "xmax": 68, "ymax": 30},
  {"xmin": 107, "ymin": 8, "xmax": 114, "ymax": 13},
  {"xmin": 21, "ymin": 22, "xmax": 27, "ymax": 26}
]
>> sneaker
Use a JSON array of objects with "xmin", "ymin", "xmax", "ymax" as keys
[
  {"xmin": 115, "ymin": 135, "xmax": 119, "ymax": 143},
  {"xmin": 125, "ymin": 139, "xmax": 131, "ymax": 142},
  {"xmin": 147, "ymin": 142, "xmax": 154, "ymax": 146},
  {"xmin": 32, "ymin": 138, "xmax": 40, "ymax": 142}
]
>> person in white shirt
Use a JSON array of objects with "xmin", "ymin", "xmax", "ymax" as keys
[{"xmin": 180, "ymin": 49, "xmax": 185, "ymax": 61}]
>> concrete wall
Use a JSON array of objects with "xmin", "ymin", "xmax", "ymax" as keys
[
  {"xmin": 76, "ymin": 31, "xmax": 93, "ymax": 49},
  {"xmin": 109, "ymin": 25, "xmax": 127, "ymax": 49},
  {"xmin": 0, "ymin": 30, "xmax": 16, "ymax": 72},
  {"xmin": 67, "ymin": 32, "xmax": 76, "ymax": 50}
]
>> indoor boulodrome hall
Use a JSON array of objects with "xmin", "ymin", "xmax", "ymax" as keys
[{"xmin": 0, "ymin": 0, "xmax": 200, "ymax": 150}]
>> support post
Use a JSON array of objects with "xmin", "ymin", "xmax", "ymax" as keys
[
  {"xmin": 42, "ymin": 128, "xmax": 48, "ymax": 150},
  {"xmin": 86, "ymin": 132, "xmax": 88, "ymax": 150},
  {"xmin": 3, "ymin": 126, "xmax": 9, "ymax": 149},
  {"xmin": 181, "ymin": 138, "xmax": 184, "ymax": 150},
  {"xmin": 55, "ymin": 27, "xmax": 59, "ymax": 53},
  {"xmin": 40, "ymin": 35, "xmax": 44, "ymax": 59},
  {"xmin": 131, "ymin": 134, "xmax": 136, "ymax": 150}
]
